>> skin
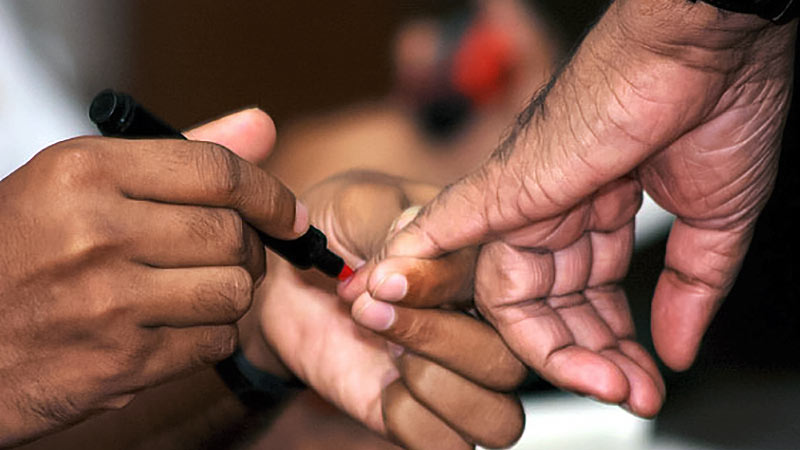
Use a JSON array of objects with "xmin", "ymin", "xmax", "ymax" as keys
[
  {"xmin": 21, "ymin": 115, "xmax": 527, "ymax": 450},
  {"xmin": 342, "ymin": 0, "xmax": 797, "ymax": 419},
  {"xmin": 2, "ymin": 2, "xmax": 554, "ymax": 445},
  {"xmin": 16, "ymin": 110, "xmax": 289, "ymax": 450},
  {"xmin": 248, "ymin": 171, "xmax": 527, "ymax": 449},
  {"xmin": 0, "ymin": 109, "xmax": 306, "ymax": 446}
]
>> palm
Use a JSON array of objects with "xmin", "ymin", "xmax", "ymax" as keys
[
  {"xmin": 255, "ymin": 173, "xmax": 440, "ymax": 435},
  {"xmin": 640, "ymin": 71, "xmax": 788, "ymax": 222},
  {"xmin": 258, "ymin": 264, "xmax": 392, "ymax": 433},
  {"xmin": 474, "ymin": 177, "xmax": 667, "ymax": 417}
]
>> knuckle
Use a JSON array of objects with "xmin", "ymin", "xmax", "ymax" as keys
[
  {"xmin": 391, "ymin": 316, "xmax": 434, "ymax": 348},
  {"xmin": 214, "ymin": 209, "xmax": 248, "ymax": 261},
  {"xmin": 187, "ymin": 209, "xmax": 247, "ymax": 261},
  {"xmin": 221, "ymin": 267, "xmax": 254, "ymax": 317},
  {"xmin": 398, "ymin": 354, "xmax": 439, "ymax": 394},
  {"xmin": 258, "ymin": 177, "xmax": 295, "ymax": 234},
  {"xmin": 100, "ymin": 332, "xmax": 152, "ymax": 384},
  {"xmin": 197, "ymin": 325, "xmax": 238, "ymax": 364},
  {"xmin": 117, "ymin": 337, "xmax": 152, "ymax": 373},
  {"xmin": 82, "ymin": 275, "xmax": 129, "ymax": 323},
  {"xmin": 198, "ymin": 143, "xmax": 242, "ymax": 200},
  {"xmin": 62, "ymin": 221, "xmax": 117, "ymax": 264},
  {"xmin": 47, "ymin": 137, "xmax": 104, "ymax": 188},
  {"xmin": 195, "ymin": 268, "xmax": 253, "ymax": 321},
  {"xmin": 242, "ymin": 225, "xmax": 266, "ymax": 278},
  {"xmin": 226, "ymin": 212, "xmax": 249, "ymax": 263}
]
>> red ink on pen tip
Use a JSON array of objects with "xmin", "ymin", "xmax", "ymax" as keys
[{"xmin": 337, "ymin": 264, "xmax": 355, "ymax": 282}]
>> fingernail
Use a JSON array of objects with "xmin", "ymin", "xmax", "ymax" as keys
[
  {"xmin": 386, "ymin": 342, "xmax": 405, "ymax": 360},
  {"xmin": 354, "ymin": 298, "xmax": 396, "ymax": 331},
  {"xmin": 390, "ymin": 205, "xmax": 422, "ymax": 233},
  {"xmin": 293, "ymin": 201, "xmax": 309, "ymax": 235},
  {"xmin": 372, "ymin": 273, "xmax": 408, "ymax": 302}
]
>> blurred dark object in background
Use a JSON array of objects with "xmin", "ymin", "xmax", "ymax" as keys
[
  {"xmin": 128, "ymin": 1, "xmax": 609, "ymax": 130},
  {"xmin": 129, "ymin": 1, "xmax": 467, "ymax": 129}
]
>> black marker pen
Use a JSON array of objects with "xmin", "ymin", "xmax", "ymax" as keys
[{"xmin": 89, "ymin": 89, "xmax": 354, "ymax": 281}]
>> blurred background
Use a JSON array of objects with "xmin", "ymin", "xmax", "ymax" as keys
[{"xmin": 3, "ymin": 0, "xmax": 798, "ymax": 449}]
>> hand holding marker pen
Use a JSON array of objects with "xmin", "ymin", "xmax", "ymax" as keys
[{"xmin": 89, "ymin": 89, "xmax": 354, "ymax": 281}]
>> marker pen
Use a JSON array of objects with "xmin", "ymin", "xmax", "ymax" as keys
[{"xmin": 89, "ymin": 89, "xmax": 354, "ymax": 281}]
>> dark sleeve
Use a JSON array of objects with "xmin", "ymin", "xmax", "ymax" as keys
[
  {"xmin": 215, "ymin": 348, "xmax": 304, "ymax": 410},
  {"xmin": 693, "ymin": 0, "xmax": 799, "ymax": 23}
]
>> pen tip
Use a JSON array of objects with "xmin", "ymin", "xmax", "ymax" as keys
[{"xmin": 337, "ymin": 264, "xmax": 355, "ymax": 282}]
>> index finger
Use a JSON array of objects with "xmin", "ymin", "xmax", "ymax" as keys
[
  {"xmin": 365, "ymin": 250, "xmax": 476, "ymax": 308},
  {"xmin": 351, "ymin": 294, "xmax": 527, "ymax": 391},
  {"xmin": 103, "ymin": 137, "xmax": 307, "ymax": 239}
]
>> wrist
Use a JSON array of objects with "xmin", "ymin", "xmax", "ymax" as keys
[
  {"xmin": 214, "ymin": 348, "xmax": 303, "ymax": 410},
  {"xmin": 693, "ymin": 0, "xmax": 799, "ymax": 23},
  {"xmin": 606, "ymin": 0, "xmax": 796, "ymax": 76},
  {"xmin": 620, "ymin": 0, "xmax": 772, "ymax": 30},
  {"xmin": 613, "ymin": 0, "xmax": 791, "ymax": 54},
  {"xmin": 213, "ymin": 309, "xmax": 303, "ymax": 410},
  {"xmin": 237, "ymin": 307, "xmax": 294, "ymax": 380}
]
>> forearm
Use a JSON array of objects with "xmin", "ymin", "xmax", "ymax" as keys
[{"xmin": 237, "ymin": 302, "xmax": 295, "ymax": 381}]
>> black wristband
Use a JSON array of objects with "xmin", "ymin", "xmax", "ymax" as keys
[
  {"xmin": 693, "ymin": 0, "xmax": 799, "ymax": 23},
  {"xmin": 214, "ymin": 348, "xmax": 303, "ymax": 410}
]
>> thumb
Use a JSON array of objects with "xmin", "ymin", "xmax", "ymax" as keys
[
  {"xmin": 336, "ymin": 155, "xmax": 545, "ymax": 303},
  {"xmin": 184, "ymin": 108, "xmax": 277, "ymax": 164},
  {"xmin": 379, "ymin": 150, "xmax": 539, "ymax": 260},
  {"xmin": 183, "ymin": 108, "xmax": 306, "ymax": 240}
]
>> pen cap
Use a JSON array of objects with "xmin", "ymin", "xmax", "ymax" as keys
[
  {"xmin": 90, "ymin": 89, "xmax": 184, "ymax": 138},
  {"xmin": 312, "ymin": 245, "xmax": 347, "ymax": 278}
]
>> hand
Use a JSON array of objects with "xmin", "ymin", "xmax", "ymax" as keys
[
  {"xmin": 344, "ymin": 0, "xmax": 796, "ymax": 416},
  {"xmin": 0, "ymin": 109, "xmax": 305, "ymax": 445},
  {"xmin": 246, "ymin": 172, "xmax": 526, "ymax": 449}
]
